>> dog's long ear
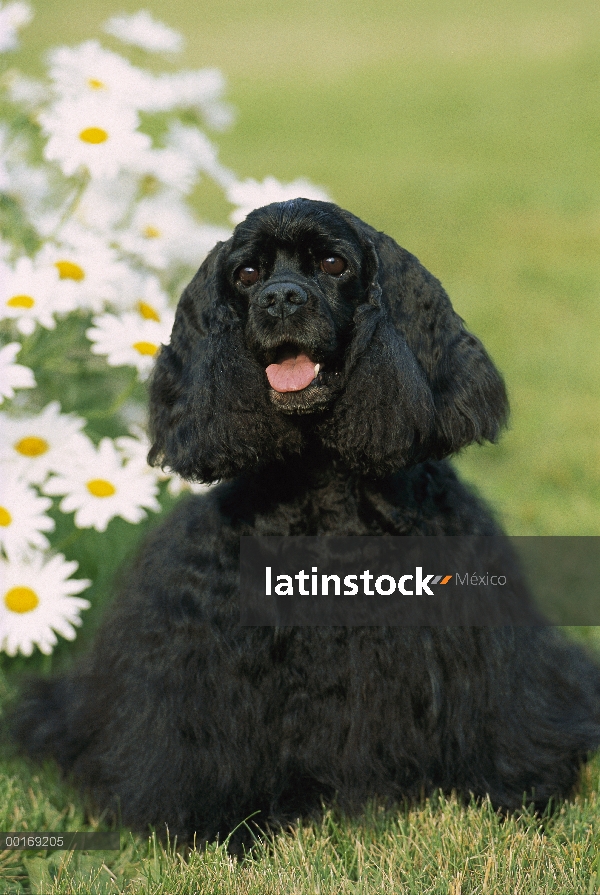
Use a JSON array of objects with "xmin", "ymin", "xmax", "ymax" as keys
[
  {"xmin": 319, "ymin": 221, "xmax": 508, "ymax": 476},
  {"xmin": 148, "ymin": 243, "xmax": 301, "ymax": 482},
  {"xmin": 371, "ymin": 230, "xmax": 509, "ymax": 459},
  {"xmin": 317, "ymin": 238, "xmax": 435, "ymax": 476}
]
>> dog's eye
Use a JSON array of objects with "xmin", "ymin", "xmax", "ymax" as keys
[
  {"xmin": 237, "ymin": 266, "xmax": 260, "ymax": 286},
  {"xmin": 320, "ymin": 256, "xmax": 346, "ymax": 276}
]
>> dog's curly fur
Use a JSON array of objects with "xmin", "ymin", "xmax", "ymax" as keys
[{"xmin": 13, "ymin": 199, "xmax": 600, "ymax": 843}]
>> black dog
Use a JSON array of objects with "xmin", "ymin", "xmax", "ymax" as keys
[{"xmin": 14, "ymin": 199, "xmax": 600, "ymax": 843}]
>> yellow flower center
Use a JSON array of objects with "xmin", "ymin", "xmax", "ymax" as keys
[
  {"xmin": 0, "ymin": 507, "xmax": 12, "ymax": 527},
  {"xmin": 87, "ymin": 78, "xmax": 105, "ymax": 90},
  {"xmin": 79, "ymin": 127, "xmax": 109, "ymax": 145},
  {"xmin": 5, "ymin": 586, "xmax": 39, "ymax": 614},
  {"xmin": 86, "ymin": 478, "xmax": 116, "ymax": 498},
  {"xmin": 55, "ymin": 260, "xmax": 85, "ymax": 281},
  {"xmin": 143, "ymin": 225, "xmax": 161, "ymax": 239},
  {"xmin": 15, "ymin": 436, "xmax": 49, "ymax": 457},
  {"xmin": 7, "ymin": 294, "xmax": 35, "ymax": 309},
  {"xmin": 132, "ymin": 341, "xmax": 158, "ymax": 357},
  {"xmin": 136, "ymin": 301, "xmax": 161, "ymax": 322}
]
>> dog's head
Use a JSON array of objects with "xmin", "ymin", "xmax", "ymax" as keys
[{"xmin": 148, "ymin": 199, "xmax": 508, "ymax": 481}]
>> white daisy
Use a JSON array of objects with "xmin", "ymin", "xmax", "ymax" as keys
[
  {"xmin": 227, "ymin": 176, "xmax": 331, "ymax": 225},
  {"xmin": 36, "ymin": 227, "xmax": 130, "ymax": 313},
  {"xmin": 39, "ymin": 97, "xmax": 152, "ymax": 180},
  {"xmin": 103, "ymin": 10, "xmax": 184, "ymax": 54},
  {"xmin": 0, "ymin": 401, "xmax": 92, "ymax": 485},
  {"xmin": 0, "ymin": 124, "xmax": 70, "ymax": 226},
  {"xmin": 165, "ymin": 474, "xmax": 212, "ymax": 497},
  {"xmin": 133, "ymin": 145, "xmax": 198, "ymax": 194},
  {"xmin": 43, "ymin": 437, "xmax": 161, "ymax": 532},
  {"xmin": 118, "ymin": 399, "xmax": 147, "ymax": 433},
  {"xmin": 0, "ymin": 342, "xmax": 35, "ymax": 403},
  {"xmin": 0, "ymin": 553, "xmax": 90, "ymax": 657},
  {"xmin": 3, "ymin": 70, "xmax": 47, "ymax": 110},
  {"xmin": 0, "ymin": 149, "xmax": 58, "ymax": 234},
  {"xmin": 47, "ymin": 40, "xmax": 155, "ymax": 109},
  {"xmin": 116, "ymin": 426, "xmax": 211, "ymax": 496},
  {"xmin": 165, "ymin": 122, "xmax": 235, "ymax": 189},
  {"xmin": 114, "ymin": 425, "xmax": 152, "ymax": 469},
  {"xmin": 0, "ymin": 1, "xmax": 32, "ymax": 53},
  {"xmin": 110, "ymin": 272, "xmax": 172, "ymax": 322},
  {"xmin": 0, "ymin": 255, "xmax": 75, "ymax": 336},
  {"xmin": 69, "ymin": 173, "xmax": 138, "ymax": 237},
  {"xmin": 199, "ymin": 98, "xmax": 236, "ymax": 132},
  {"xmin": 146, "ymin": 69, "xmax": 234, "ymax": 129},
  {"xmin": 0, "ymin": 124, "xmax": 24, "ymax": 193},
  {"xmin": 0, "ymin": 471, "xmax": 54, "ymax": 560},
  {"xmin": 86, "ymin": 310, "xmax": 174, "ymax": 379},
  {"xmin": 117, "ymin": 193, "xmax": 231, "ymax": 269}
]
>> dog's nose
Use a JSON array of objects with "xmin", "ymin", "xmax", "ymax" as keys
[{"xmin": 256, "ymin": 282, "xmax": 308, "ymax": 318}]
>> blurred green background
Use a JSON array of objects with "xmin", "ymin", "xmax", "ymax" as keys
[{"xmin": 10, "ymin": 0, "xmax": 600, "ymax": 535}]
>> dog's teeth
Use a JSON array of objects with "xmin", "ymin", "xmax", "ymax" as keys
[{"xmin": 314, "ymin": 364, "xmax": 320, "ymax": 376}]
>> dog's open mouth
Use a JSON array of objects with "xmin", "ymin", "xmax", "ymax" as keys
[
  {"xmin": 266, "ymin": 345, "xmax": 321, "ymax": 393},
  {"xmin": 263, "ymin": 343, "xmax": 335, "ymax": 414}
]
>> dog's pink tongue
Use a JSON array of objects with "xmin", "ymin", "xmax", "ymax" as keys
[{"xmin": 266, "ymin": 353, "xmax": 316, "ymax": 393}]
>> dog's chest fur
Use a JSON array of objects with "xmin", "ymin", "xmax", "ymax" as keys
[{"xmin": 214, "ymin": 455, "xmax": 498, "ymax": 539}]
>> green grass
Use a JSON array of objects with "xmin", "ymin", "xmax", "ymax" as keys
[
  {"xmin": 2, "ymin": 734, "xmax": 600, "ymax": 893},
  {"xmin": 2, "ymin": 0, "xmax": 600, "ymax": 890}
]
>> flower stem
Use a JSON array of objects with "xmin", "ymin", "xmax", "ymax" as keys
[
  {"xmin": 51, "ymin": 170, "xmax": 91, "ymax": 240},
  {"xmin": 85, "ymin": 372, "xmax": 140, "ymax": 420},
  {"xmin": 53, "ymin": 527, "xmax": 84, "ymax": 554}
]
